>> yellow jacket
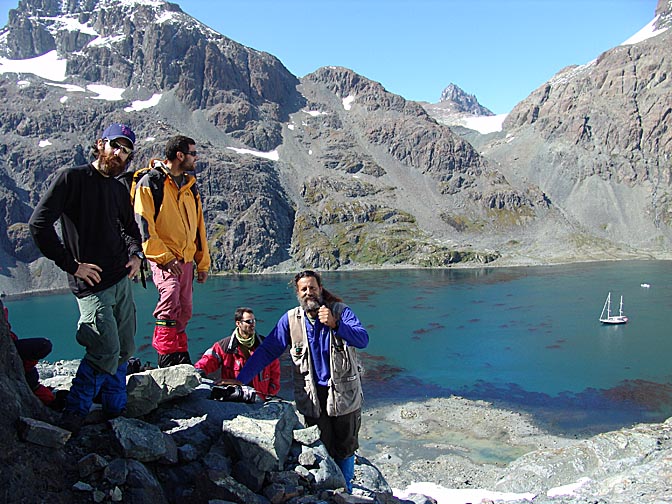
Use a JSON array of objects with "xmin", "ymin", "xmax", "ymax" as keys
[{"xmin": 134, "ymin": 159, "xmax": 210, "ymax": 272}]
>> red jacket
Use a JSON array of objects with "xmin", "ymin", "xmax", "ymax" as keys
[
  {"xmin": 3, "ymin": 307, "xmax": 34, "ymax": 372},
  {"xmin": 194, "ymin": 330, "xmax": 280, "ymax": 400}
]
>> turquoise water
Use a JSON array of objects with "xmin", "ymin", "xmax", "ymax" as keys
[{"xmin": 6, "ymin": 260, "xmax": 672, "ymax": 434}]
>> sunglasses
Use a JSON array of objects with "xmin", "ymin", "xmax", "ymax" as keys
[
  {"xmin": 240, "ymin": 319, "xmax": 256, "ymax": 325},
  {"xmin": 107, "ymin": 138, "xmax": 133, "ymax": 155},
  {"xmin": 182, "ymin": 150, "xmax": 198, "ymax": 157}
]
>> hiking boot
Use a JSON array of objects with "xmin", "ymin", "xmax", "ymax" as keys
[
  {"xmin": 48, "ymin": 389, "xmax": 69, "ymax": 412},
  {"xmin": 103, "ymin": 408, "xmax": 127, "ymax": 420},
  {"xmin": 58, "ymin": 411, "xmax": 85, "ymax": 435}
]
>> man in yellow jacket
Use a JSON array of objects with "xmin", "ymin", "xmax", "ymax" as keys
[{"xmin": 134, "ymin": 135, "xmax": 210, "ymax": 367}]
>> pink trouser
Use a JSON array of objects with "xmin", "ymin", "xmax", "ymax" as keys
[{"xmin": 151, "ymin": 261, "xmax": 193, "ymax": 354}]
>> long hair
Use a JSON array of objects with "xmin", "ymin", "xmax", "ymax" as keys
[{"xmin": 292, "ymin": 270, "xmax": 342, "ymax": 303}]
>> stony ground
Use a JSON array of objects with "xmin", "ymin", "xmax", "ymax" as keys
[{"xmin": 357, "ymin": 396, "xmax": 579, "ymax": 491}]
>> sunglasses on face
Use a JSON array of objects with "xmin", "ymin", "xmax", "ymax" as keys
[
  {"xmin": 240, "ymin": 319, "xmax": 256, "ymax": 325},
  {"xmin": 107, "ymin": 138, "xmax": 133, "ymax": 155},
  {"xmin": 182, "ymin": 150, "xmax": 198, "ymax": 157}
]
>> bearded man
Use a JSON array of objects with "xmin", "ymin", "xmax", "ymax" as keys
[
  {"xmin": 133, "ymin": 135, "xmax": 210, "ymax": 368},
  {"xmin": 29, "ymin": 123, "xmax": 143, "ymax": 433},
  {"xmin": 236, "ymin": 270, "xmax": 369, "ymax": 493}
]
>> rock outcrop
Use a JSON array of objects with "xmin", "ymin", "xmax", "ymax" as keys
[{"xmin": 0, "ymin": 299, "xmax": 419, "ymax": 503}]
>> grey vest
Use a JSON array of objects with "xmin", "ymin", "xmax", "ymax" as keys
[{"xmin": 287, "ymin": 302, "xmax": 363, "ymax": 418}]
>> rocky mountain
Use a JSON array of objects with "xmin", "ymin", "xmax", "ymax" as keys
[
  {"xmin": 478, "ymin": 0, "xmax": 672, "ymax": 260},
  {"xmin": 422, "ymin": 83, "xmax": 494, "ymax": 126},
  {"xmin": 0, "ymin": 0, "xmax": 670, "ymax": 295},
  {"xmin": 439, "ymin": 84, "xmax": 494, "ymax": 116}
]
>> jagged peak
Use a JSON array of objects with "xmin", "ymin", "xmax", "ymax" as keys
[
  {"xmin": 654, "ymin": 0, "xmax": 672, "ymax": 30},
  {"xmin": 13, "ymin": 0, "xmax": 174, "ymax": 17},
  {"xmin": 1, "ymin": 0, "xmax": 222, "ymax": 60},
  {"xmin": 438, "ymin": 83, "xmax": 493, "ymax": 116}
]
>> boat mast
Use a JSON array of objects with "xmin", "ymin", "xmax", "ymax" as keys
[{"xmin": 600, "ymin": 292, "xmax": 611, "ymax": 320}]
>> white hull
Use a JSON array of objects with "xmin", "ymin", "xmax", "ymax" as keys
[
  {"xmin": 599, "ymin": 293, "xmax": 628, "ymax": 325},
  {"xmin": 600, "ymin": 315, "xmax": 628, "ymax": 325}
]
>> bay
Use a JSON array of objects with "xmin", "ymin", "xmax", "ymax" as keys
[{"xmin": 6, "ymin": 260, "xmax": 672, "ymax": 435}]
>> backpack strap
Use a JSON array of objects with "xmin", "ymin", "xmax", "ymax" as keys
[
  {"xmin": 146, "ymin": 160, "xmax": 169, "ymax": 221},
  {"xmin": 330, "ymin": 302, "xmax": 345, "ymax": 324},
  {"xmin": 133, "ymin": 160, "xmax": 168, "ymax": 222}
]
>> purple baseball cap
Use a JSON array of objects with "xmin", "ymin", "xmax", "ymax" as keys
[{"xmin": 101, "ymin": 123, "xmax": 136, "ymax": 147}]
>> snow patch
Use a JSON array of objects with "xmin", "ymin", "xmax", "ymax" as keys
[
  {"xmin": 47, "ymin": 83, "xmax": 86, "ymax": 93},
  {"xmin": 113, "ymin": 0, "xmax": 165, "ymax": 7},
  {"xmin": 125, "ymin": 93, "xmax": 162, "ymax": 112},
  {"xmin": 226, "ymin": 147, "xmax": 279, "ymax": 161},
  {"xmin": 87, "ymin": 84, "xmax": 125, "ymax": 101},
  {"xmin": 621, "ymin": 16, "xmax": 668, "ymax": 45},
  {"xmin": 462, "ymin": 113, "xmax": 507, "ymax": 134},
  {"xmin": 0, "ymin": 50, "xmax": 67, "ymax": 81},
  {"xmin": 394, "ymin": 482, "xmax": 535, "ymax": 504},
  {"xmin": 547, "ymin": 477, "xmax": 591, "ymax": 497},
  {"xmin": 88, "ymin": 34, "xmax": 126, "ymax": 49},
  {"xmin": 33, "ymin": 14, "xmax": 98, "ymax": 37},
  {"xmin": 38, "ymin": 140, "xmax": 52, "ymax": 148},
  {"xmin": 155, "ymin": 11, "xmax": 179, "ymax": 24},
  {"xmin": 342, "ymin": 95, "xmax": 355, "ymax": 110}
]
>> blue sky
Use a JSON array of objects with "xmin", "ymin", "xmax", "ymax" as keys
[{"xmin": 0, "ymin": 0, "xmax": 660, "ymax": 114}]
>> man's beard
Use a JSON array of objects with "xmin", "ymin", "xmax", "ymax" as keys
[
  {"xmin": 98, "ymin": 152, "xmax": 126, "ymax": 177},
  {"xmin": 240, "ymin": 325, "xmax": 255, "ymax": 338},
  {"xmin": 298, "ymin": 293, "xmax": 323, "ymax": 314}
]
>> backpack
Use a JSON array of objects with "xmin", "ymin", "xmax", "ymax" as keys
[{"xmin": 117, "ymin": 160, "xmax": 202, "ymax": 222}]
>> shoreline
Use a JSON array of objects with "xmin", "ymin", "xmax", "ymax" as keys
[
  {"xmin": 358, "ymin": 395, "xmax": 580, "ymax": 490},
  {"xmin": 4, "ymin": 256, "xmax": 671, "ymax": 300}
]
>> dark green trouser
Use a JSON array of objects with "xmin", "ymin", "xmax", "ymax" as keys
[{"xmin": 75, "ymin": 277, "xmax": 136, "ymax": 375}]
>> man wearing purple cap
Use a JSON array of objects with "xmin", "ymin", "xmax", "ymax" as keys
[{"xmin": 29, "ymin": 123, "xmax": 144, "ymax": 434}]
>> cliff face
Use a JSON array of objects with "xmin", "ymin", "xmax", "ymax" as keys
[
  {"xmin": 481, "ymin": 0, "xmax": 672, "ymax": 254},
  {"xmin": 0, "ymin": 0, "xmax": 670, "ymax": 294}
]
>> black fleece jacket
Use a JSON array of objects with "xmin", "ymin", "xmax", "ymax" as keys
[{"xmin": 29, "ymin": 163, "xmax": 142, "ymax": 297}]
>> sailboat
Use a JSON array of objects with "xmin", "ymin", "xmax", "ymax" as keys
[{"xmin": 599, "ymin": 292, "xmax": 628, "ymax": 324}]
